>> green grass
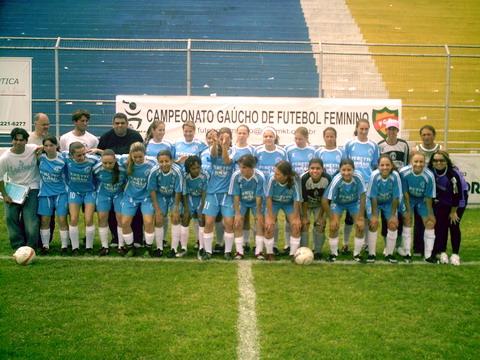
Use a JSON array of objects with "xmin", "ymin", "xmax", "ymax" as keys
[{"xmin": 346, "ymin": 0, "xmax": 480, "ymax": 150}]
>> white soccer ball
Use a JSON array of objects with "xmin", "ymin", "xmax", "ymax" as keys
[
  {"xmin": 13, "ymin": 246, "xmax": 36, "ymax": 266},
  {"xmin": 294, "ymin": 247, "xmax": 314, "ymax": 265}
]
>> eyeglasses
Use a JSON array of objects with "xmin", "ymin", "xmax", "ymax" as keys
[{"xmin": 432, "ymin": 158, "xmax": 446, "ymax": 163}]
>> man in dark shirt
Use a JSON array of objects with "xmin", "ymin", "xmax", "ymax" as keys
[{"xmin": 98, "ymin": 113, "xmax": 144, "ymax": 251}]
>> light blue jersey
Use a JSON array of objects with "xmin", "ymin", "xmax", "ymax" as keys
[
  {"xmin": 183, "ymin": 170, "xmax": 209, "ymax": 214},
  {"xmin": 231, "ymin": 144, "xmax": 256, "ymax": 170},
  {"xmin": 38, "ymin": 153, "xmax": 67, "ymax": 196},
  {"xmin": 325, "ymin": 171, "xmax": 366, "ymax": 205},
  {"xmin": 120, "ymin": 156, "xmax": 157, "ymax": 202},
  {"xmin": 206, "ymin": 148, "xmax": 235, "ymax": 194},
  {"xmin": 367, "ymin": 170, "xmax": 402, "ymax": 205},
  {"xmin": 266, "ymin": 177, "xmax": 301, "ymax": 205},
  {"xmin": 399, "ymin": 165, "xmax": 436, "ymax": 200},
  {"xmin": 61, "ymin": 152, "xmax": 98, "ymax": 193},
  {"xmin": 314, "ymin": 147, "xmax": 345, "ymax": 177},
  {"xmin": 254, "ymin": 145, "xmax": 286, "ymax": 181},
  {"xmin": 146, "ymin": 139, "xmax": 175, "ymax": 158},
  {"xmin": 174, "ymin": 139, "xmax": 207, "ymax": 162},
  {"xmin": 93, "ymin": 160, "xmax": 127, "ymax": 197},
  {"xmin": 344, "ymin": 139, "xmax": 380, "ymax": 184},
  {"xmin": 200, "ymin": 148, "xmax": 212, "ymax": 173},
  {"xmin": 286, "ymin": 145, "xmax": 316, "ymax": 176},
  {"xmin": 229, "ymin": 169, "xmax": 266, "ymax": 208},
  {"xmin": 148, "ymin": 163, "xmax": 183, "ymax": 198}
]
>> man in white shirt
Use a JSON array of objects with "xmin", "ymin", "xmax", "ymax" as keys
[
  {"xmin": 0, "ymin": 128, "xmax": 41, "ymax": 250},
  {"xmin": 59, "ymin": 109, "xmax": 99, "ymax": 151},
  {"xmin": 28, "ymin": 113, "xmax": 50, "ymax": 146}
]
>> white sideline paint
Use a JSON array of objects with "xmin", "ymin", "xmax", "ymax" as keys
[{"xmin": 237, "ymin": 261, "xmax": 259, "ymax": 360}]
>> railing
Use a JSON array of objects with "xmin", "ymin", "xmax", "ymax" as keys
[{"xmin": 0, "ymin": 37, "xmax": 479, "ymax": 151}]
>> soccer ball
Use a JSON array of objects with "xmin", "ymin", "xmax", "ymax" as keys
[
  {"xmin": 294, "ymin": 247, "xmax": 314, "ymax": 265},
  {"xmin": 13, "ymin": 246, "xmax": 36, "ymax": 266}
]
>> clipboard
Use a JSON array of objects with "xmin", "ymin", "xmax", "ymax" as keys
[{"xmin": 1, "ymin": 182, "xmax": 30, "ymax": 204}]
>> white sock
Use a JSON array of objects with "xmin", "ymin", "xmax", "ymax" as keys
[
  {"xmin": 180, "ymin": 226, "xmax": 189, "ymax": 250},
  {"xmin": 99, "ymin": 226, "xmax": 109, "ymax": 248},
  {"xmin": 424, "ymin": 229, "xmax": 435, "ymax": 259},
  {"xmin": 354, "ymin": 237, "xmax": 364, "ymax": 256},
  {"xmin": 343, "ymin": 224, "xmax": 353, "ymax": 247},
  {"xmin": 85, "ymin": 225, "xmax": 95, "ymax": 249},
  {"xmin": 155, "ymin": 227, "xmax": 164, "ymax": 250},
  {"xmin": 60, "ymin": 230, "xmax": 69, "ymax": 249},
  {"xmin": 123, "ymin": 232, "xmax": 134, "ymax": 247},
  {"xmin": 264, "ymin": 237, "xmax": 274, "ymax": 254},
  {"xmin": 198, "ymin": 226, "xmax": 205, "ymax": 250},
  {"xmin": 385, "ymin": 229, "xmax": 397, "ymax": 256},
  {"xmin": 224, "ymin": 232, "xmax": 234, "ymax": 253},
  {"xmin": 367, "ymin": 231, "xmax": 377, "ymax": 256},
  {"xmin": 329, "ymin": 236, "xmax": 339, "ymax": 255},
  {"xmin": 69, "ymin": 225, "xmax": 79, "ymax": 250},
  {"xmin": 171, "ymin": 224, "xmax": 181, "ymax": 251},
  {"xmin": 40, "ymin": 229, "xmax": 50, "ymax": 248},
  {"xmin": 203, "ymin": 232, "xmax": 214, "ymax": 254},
  {"xmin": 117, "ymin": 226, "xmax": 124, "ymax": 248},
  {"xmin": 289, "ymin": 236, "xmax": 301, "ymax": 256},
  {"xmin": 402, "ymin": 226, "xmax": 412, "ymax": 256},
  {"xmin": 243, "ymin": 230, "xmax": 250, "ymax": 245},
  {"xmin": 255, "ymin": 235, "xmax": 264, "ymax": 255},
  {"xmin": 215, "ymin": 221, "xmax": 224, "ymax": 245},
  {"xmin": 144, "ymin": 232, "xmax": 154, "ymax": 246},
  {"xmin": 235, "ymin": 236, "xmax": 244, "ymax": 255}
]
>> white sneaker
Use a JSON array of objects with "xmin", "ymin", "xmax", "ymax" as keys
[
  {"xmin": 439, "ymin": 252, "xmax": 449, "ymax": 264},
  {"xmin": 396, "ymin": 247, "xmax": 406, "ymax": 257},
  {"xmin": 450, "ymin": 254, "xmax": 460, "ymax": 266}
]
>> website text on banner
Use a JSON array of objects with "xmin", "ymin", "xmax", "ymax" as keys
[
  {"xmin": 0, "ymin": 57, "xmax": 32, "ymax": 134},
  {"xmin": 115, "ymin": 95, "xmax": 402, "ymax": 146}
]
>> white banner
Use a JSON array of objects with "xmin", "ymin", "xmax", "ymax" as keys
[
  {"xmin": 451, "ymin": 154, "xmax": 480, "ymax": 206},
  {"xmin": 115, "ymin": 95, "xmax": 402, "ymax": 146},
  {"xmin": 0, "ymin": 58, "xmax": 32, "ymax": 134}
]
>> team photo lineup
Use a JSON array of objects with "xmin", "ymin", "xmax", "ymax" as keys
[{"xmin": 1, "ymin": 109, "xmax": 467, "ymax": 265}]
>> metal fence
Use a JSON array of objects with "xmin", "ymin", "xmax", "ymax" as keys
[{"xmin": 1, "ymin": 37, "xmax": 479, "ymax": 151}]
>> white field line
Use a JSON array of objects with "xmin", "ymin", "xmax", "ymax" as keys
[
  {"xmin": 1, "ymin": 255, "xmax": 479, "ymax": 266},
  {"xmin": 237, "ymin": 261, "xmax": 259, "ymax": 360}
]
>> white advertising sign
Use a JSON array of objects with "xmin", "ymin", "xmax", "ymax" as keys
[
  {"xmin": 0, "ymin": 58, "xmax": 32, "ymax": 134},
  {"xmin": 451, "ymin": 154, "xmax": 480, "ymax": 206},
  {"xmin": 115, "ymin": 95, "xmax": 402, "ymax": 146}
]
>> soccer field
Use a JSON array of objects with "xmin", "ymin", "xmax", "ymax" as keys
[{"xmin": 1, "ymin": 207, "xmax": 479, "ymax": 359}]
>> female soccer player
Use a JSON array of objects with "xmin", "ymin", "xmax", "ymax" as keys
[
  {"xmin": 148, "ymin": 150, "xmax": 184, "ymax": 257},
  {"xmin": 322, "ymin": 159, "xmax": 366, "ymax": 262},
  {"xmin": 201, "ymin": 129, "xmax": 218, "ymax": 174},
  {"xmin": 314, "ymin": 127, "xmax": 344, "ymax": 177},
  {"xmin": 93, "ymin": 149, "xmax": 126, "ymax": 256},
  {"xmin": 63, "ymin": 142, "xmax": 98, "ymax": 255},
  {"xmin": 183, "ymin": 155, "xmax": 209, "ymax": 259},
  {"xmin": 201, "ymin": 127, "xmax": 236, "ymax": 260},
  {"xmin": 229, "ymin": 154, "xmax": 266, "ymax": 260},
  {"xmin": 145, "ymin": 120, "xmax": 175, "ymax": 158},
  {"xmin": 120, "ymin": 142, "xmax": 156, "ymax": 257},
  {"xmin": 174, "ymin": 120, "xmax": 208, "ymax": 169},
  {"xmin": 300, "ymin": 158, "xmax": 331, "ymax": 259},
  {"xmin": 264, "ymin": 161, "xmax": 302, "ymax": 260},
  {"xmin": 428, "ymin": 150, "xmax": 467, "ymax": 265},
  {"xmin": 399, "ymin": 152, "xmax": 436, "ymax": 263},
  {"xmin": 366, "ymin": 155, "xmax": 402, "ymax": 263},
  {"xmin": 37, "ymin": 136, "xmax": 69, "ymax": 254}
]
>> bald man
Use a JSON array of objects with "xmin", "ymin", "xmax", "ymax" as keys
[{"xmin": 28, "ymin": 113, "xmax": 50, "ymax": 145}]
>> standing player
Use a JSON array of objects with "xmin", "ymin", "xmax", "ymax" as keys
[
  {"xmin": 202, "ymin": 128, "xmax": 236, "ymax": 260},
  {"xmin": 399, "ymin": 152, "xmax": 436, "ymax": 263},
  {"xmin": 148, "ymin": 150, "xmax": 184, "ymax": 257},
  {"xmin": 63, "ymin": 142, "xmax": 98, "ymax": 255},
  {"xmin": 314, "ymin": 127, "xmax": 344, "ymax": 177},
  {"xmin": 300, "ymin": 158, "xmax": 331, "ymax": 259},
  {"xmin": 37, "ymin": 136, "xmax": 69, "ymax": 255},
  {"xmin": 174, "ymin": 120, "xmax": 208, "ymax": 170},
  {"xmin": 145, "ymin": 120, "xmax": 175, "ymax": 158},
  {"xmin": 93, "ymin": 149, "xmax": 126, "ymax": 256},
  {"xmin": 229, "ymin": 154, "xmax": 266, "ymax": 260},
  {"xmin": 322, "ymin": 159, "xmax": 366, "ymax": 262},
  {"xmin": 366, "ymin": 155, "xmax": 402, "ymax": 263},
  {"xmin": 120, "ymin": 142, "xmax": 156, "ymax": 257},
  {"xmin": 264, "ymin": 161, "xmax": 302, "ymax": 260}
]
